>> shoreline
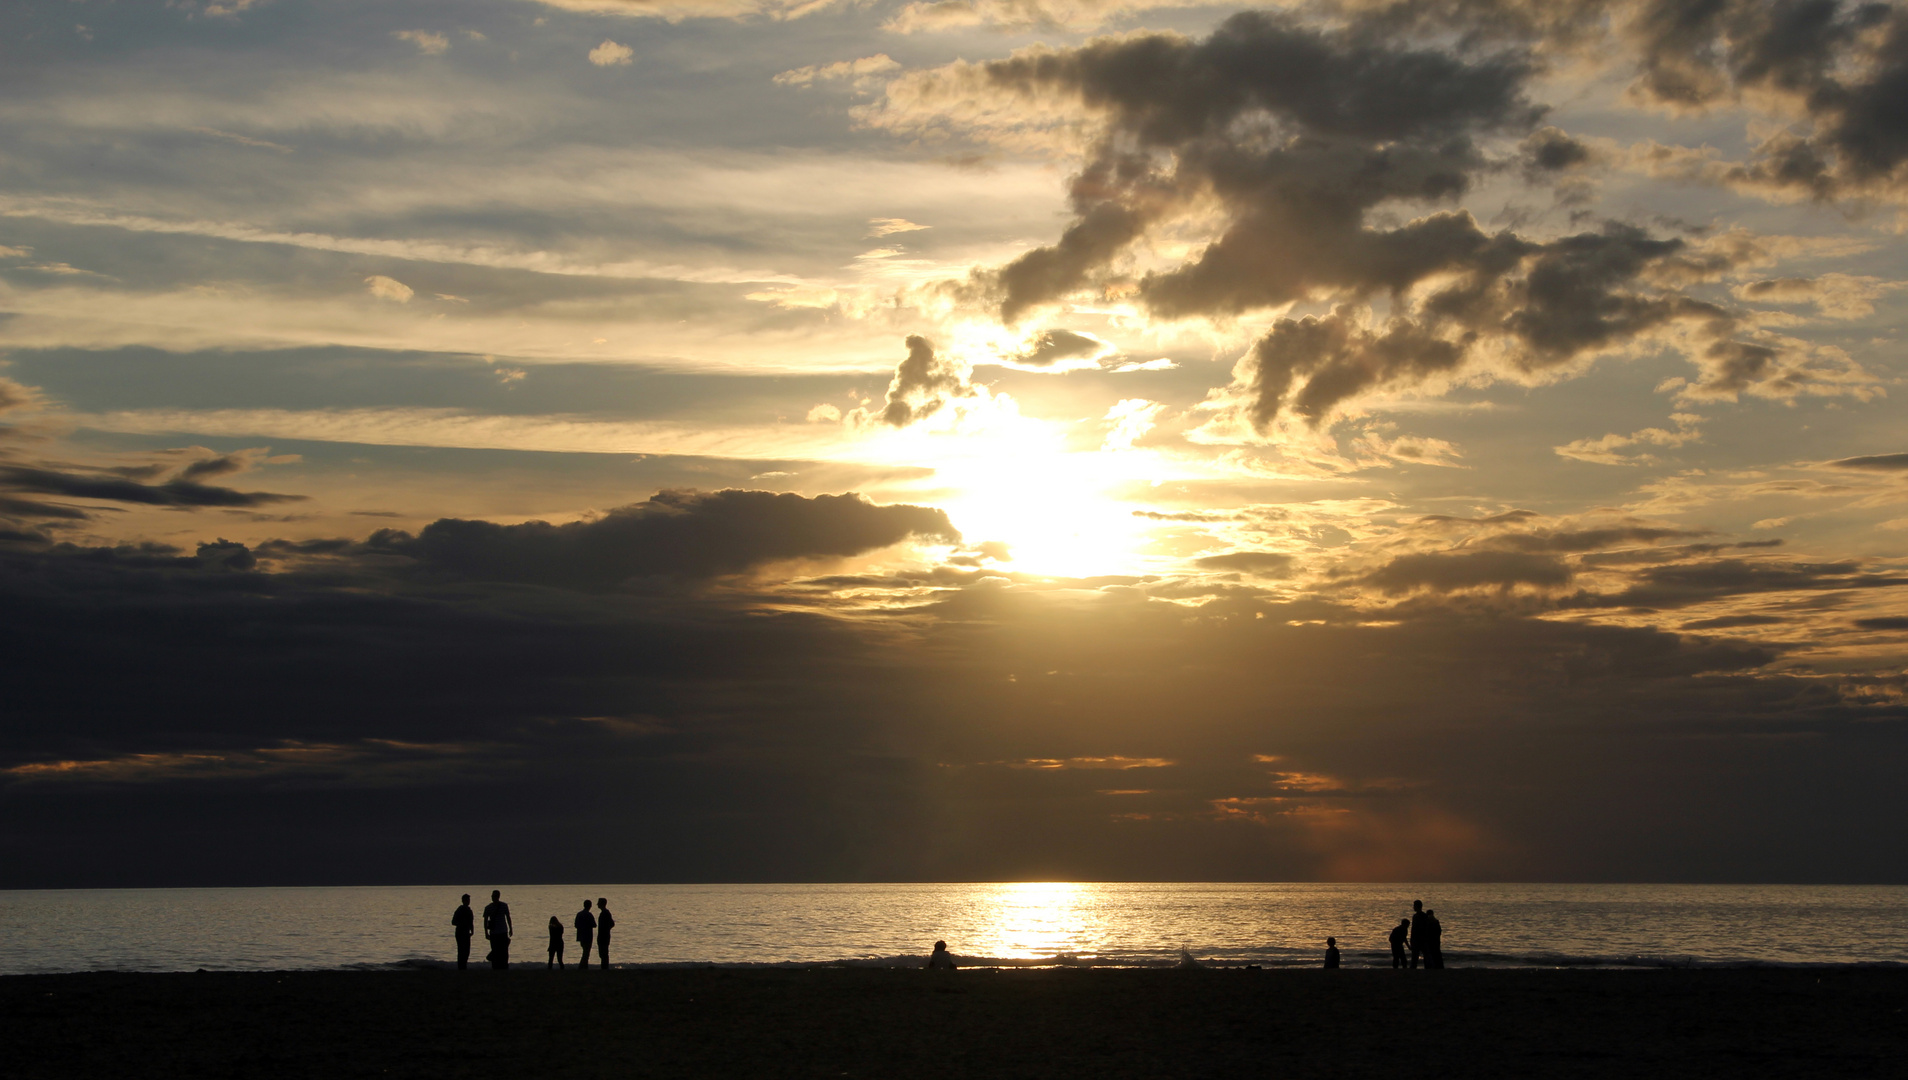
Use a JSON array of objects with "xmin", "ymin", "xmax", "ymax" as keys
[{"xmin": 8, "ymin": 967, "xmax": 1902, "ymax": 1077}]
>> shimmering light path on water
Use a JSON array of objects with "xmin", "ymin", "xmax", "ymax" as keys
[{"xmin": 2, "ymin": 883, "xmax": 1904, "ymax": 975}]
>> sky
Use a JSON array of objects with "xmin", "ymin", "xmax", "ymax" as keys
[{"xmin": 3, "ymin": 0, "xmax": 1907, "ymax": 887}]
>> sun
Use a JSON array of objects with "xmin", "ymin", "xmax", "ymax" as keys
[{"xmin": 870, "ymin": 409, "xmax": 1173, "ymax": 578}]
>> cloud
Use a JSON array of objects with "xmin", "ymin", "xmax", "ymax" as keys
[
  {"xmin": 1193, "ymin": 552, "xmax": 1296, "ymax": 577},
  {"xmin": 392, "ymin": 31, "xmax": 450, "ymax": 55},
  {"xmin": 1734, "ymin": 274, "xmax": 1903, "ymax": 320},
  {"xmin": 872, "ymin": 12, "xmax": 1849, "ymax": 432},
  {"xmin": 1007, "ymin": 329, "xmax": 1110, "ymax": 369},
  {"xmin": 1360, "ymin": 550, "xmax": 1574, "ymax": 595},
  {"xmin": 0, "ymin": 465, "xmax": 304, "ymax": 511},
  {"xmin": 774, "ymin": 54, "xmax": 899, "ymax": 89},
  {"xmin": 885, "ymin": 0, "xmax": 1219, "ymax": 34},
  {"xmin": 1825, "ymin": 453, "xmax": 1908, "ymax": 471},
  {"xmin": 1555, "ymin": 414, "xmax": 1703, "ymax": 465},
  {"xmin": 863, "ymin": 335, "xmax": 978, "ymax": 428},
  {"xmin": 867, "ymin": 218, "xmax": 929, "ymax": 237},
  {"xmin": 0, "ymin": 379, "xmax": 43, "ymax": 414},
  {"xmin": 363, "ymin": 275, "xmax": 414, "ymax": 302},
  {"xmin": 373, "ymin": 488, "xmax": 960, "ymax": 587},
  {"xmin": 588, "ymin": 40, "xmax": 635, "ymax": 67}
]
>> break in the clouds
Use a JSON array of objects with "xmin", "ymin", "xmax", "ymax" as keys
[{"xmin": 2, "ymin": 0, "xmax": 1906, "ymax": 887}]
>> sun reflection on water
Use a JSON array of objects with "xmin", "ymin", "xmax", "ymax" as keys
[{"xmin": 965, "ymin": 882, "xmax": 1115, "ymax": 961}]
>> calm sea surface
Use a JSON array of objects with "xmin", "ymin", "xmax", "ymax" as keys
[{"xmin": 1, "ymin": 883, "xmax": 1902, "ymax": 975}]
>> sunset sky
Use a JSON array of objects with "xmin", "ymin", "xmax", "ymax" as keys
[{"xmin": 4, "ymin": 0, "xmax": 1907, "ymax": 887}]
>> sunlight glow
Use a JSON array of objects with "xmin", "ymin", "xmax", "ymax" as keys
[{"xmin": 967, "ymin": 882, "xmax": 1110, "ymax": 961}]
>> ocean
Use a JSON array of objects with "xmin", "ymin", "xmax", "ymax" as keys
[{"xmin": 1, "ymin": 882, "xmax": 1902, "ymax": 975}]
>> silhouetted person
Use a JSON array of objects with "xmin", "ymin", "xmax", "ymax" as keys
[
  {"xmin": 926, "ymin": 940, "xmax": 956, "ymax": 969},
  {"xmin": 547, "ymin": 916, "xmax": 565, "ymax": 969},
  {"xmin": 1324, "ymin": 937, "xmax": 1341, "ymax": 969},
  {"xmin": 574, "ymin": 900, "xmax": 596, "ymax": 971},
  {"xmin": 1409, "ymin": 899, "xmax": 1428, "ymax": 969},
  {"xmin": 1388, "ymin": 918, "xmax": 1410, "ymax": 969},
  {"xmin": 451, "ymin": 894, "xmax": 474, "ymax": 971},
  {"xmin": 483, "ymin": 889, "xmax": 513, "ymax": 970},
  {"xmin": 596, "ymin": 898, "xmax": 614, "ymax": 968},
  {"xmin": 1425, "ymin": 909, "xmax": 1445, "ymax": 969}
]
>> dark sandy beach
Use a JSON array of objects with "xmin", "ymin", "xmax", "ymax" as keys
[{"xmin": 7, "ymin": 966, "xmax": 1903, "ymax": 1078}]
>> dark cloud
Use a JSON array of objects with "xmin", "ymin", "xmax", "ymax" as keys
[
  {"xmin": 0, "ymin": 465, "xmax": 304, "ymax": 510},
  {"xmin": 2, "ymin": 505, "xmax": 1904, "ymax": 887},
  {"xmin": 874, "ymin": 335, "xmax": 975, "ymax": 428},
  {"xmin": 1483, "ymin": 525, "xmax": 1709, "ymax": 553},
  {"xmin": 1361, "ymin": 550, "xmax": 1574, "ymax": 594},
  {"xmin": 175, "ymin": 448, "xmax": 271, "ymax": 483},
  {"xmin": 1010, "ymin": 329, "xmax": 1108, "ymax": 367},
  {"xmin": 1624, "ymin": 0, "xmax": 1908, "ymax": 201},
  {"xmin": 1566, "ymin": 557, "xmax": 1908, "ymax": 610},
  {"xmin": 1682, "ymin": 613, "xmax": 1788, "ymax": 629},
  {"xmin": 890, "ymin": 10, "xmax": 1804, "ymax": 430},
  {"xmin": 372, "ymin": 488, "xmax": 960, "ymax": 588},
  {"xmin": 1853, "ymin": 616, "xmax": 1908, "ymax": 630},
  {"xmin": 1193, "ymin": 551, "xmax": 1296, "ymax": 576}
]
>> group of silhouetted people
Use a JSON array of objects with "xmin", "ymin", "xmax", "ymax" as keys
[
  {"xmin": 1318, "ymin": 898, "xmax": 1446, "ymax": 969},
  {"xmin": 450, "ymin": 892, "xmax": 615, "ymax": 971},
  {"xmin": 1374, "ymin": 898, "xmax": 1444, "ymax": 969}
]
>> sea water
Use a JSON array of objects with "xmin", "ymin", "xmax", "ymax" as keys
[{"xmin": 0, "ymin": 882, "xmax": 1902, "ymax": 975}]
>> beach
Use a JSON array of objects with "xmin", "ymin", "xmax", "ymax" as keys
[{"xmin": 7, "ymin": 967, "xmax": 1901, "ymax": 1078}]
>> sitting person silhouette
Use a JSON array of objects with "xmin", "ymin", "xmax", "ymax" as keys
[
  {"xmin": 926, "ymin": 941, "xmax": 956, "ymax": 969},
  {"xmin": 1389, "ymin": 918, "xmax": 1410, "ymax": 969},
  {"xmin": 1324, "ymin": 937, "xmax": 1341, "ymax": 969},
  {"xmin": 547, "ymin": 916, "xmax": 565, "ymax": 969}
]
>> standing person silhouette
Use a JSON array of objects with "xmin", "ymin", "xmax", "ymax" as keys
[
  {"xmin": 1408, "ymin": 900, "xmax": 1429, "ymax": 969},
  {"xmin": 1388, "ymin": 918, "xmax": 1410, "ymax": 969},
  {"xmin": 1425, "ymin": 909, "xmax": 1445, "ymax": 969},
  {"xmin": 547, "ymin": 916, "xmax": 565, "ymax": 969},
  {"xmin": 451, "ymin": 894, "xmax": 475, "ymax": 971},
  {"xmin": 483, "ymin": 889, "xmax": 513, "ymax": 970},
  {"xmin": 595, "ymin": 898, "xmax": 614, "ymax": 969},
  {"xmin": 574, "ymin": 899, "xmax": 596, "ymax": 971},
  {"xmin": 1324, "ymin": 937, "xmax": 1341, "ymax": 969}
]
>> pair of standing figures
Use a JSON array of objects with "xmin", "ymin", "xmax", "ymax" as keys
[
  {"xmin": 561, "ymin": 898, "xmax": 615, "ymax": 969},
  {"xmin": 449, "ymin": 891, "xmax": 615, "ymax": 970}
]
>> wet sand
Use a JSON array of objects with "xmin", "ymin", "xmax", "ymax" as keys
[{"xmin": 6, "ymin": 966, "xmax": 1902, "ymax": 1078}]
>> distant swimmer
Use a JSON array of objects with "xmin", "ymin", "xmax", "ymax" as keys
[
  {"xmin": 1324, "ymin": 937, "xmax": 1341, "ymax": 969},
  {"xmin": 451, "ymin": 894, "xmax": 475, "ymax": 971},
  {"xmin": 596, "ymin": 898, "xmax": 615, "ymax": 969},
  {"xmin": 926, "ymin": 941, "xmax": 956, "ymax": 970},
  {"xmin": 483, "ymin": 890, "xmax": 513, "ymax": 970},
  {"xmin": 574, "ymin": 900, "xmax": 596, "ymax": 970},
  {"xmin": 547, "ymin": 916, "xmax": 566, "ymax": 969},
  {"xmin": 1389, "ymin": 919, "xmax": 1410, "ymax": 969}
]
